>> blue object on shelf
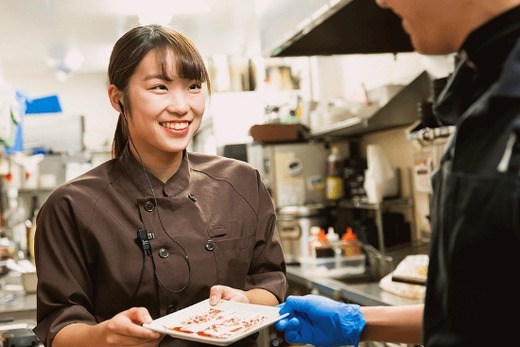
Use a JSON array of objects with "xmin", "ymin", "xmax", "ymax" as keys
[
  {"xmin": 25, "ymin": 95, "xmax": 62, "ymax": 114},
  {"xmin": 3, "ymin": 123, "xmax": 24, "ymax": 154}
]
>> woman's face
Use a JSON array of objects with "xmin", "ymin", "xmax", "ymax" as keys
[
  {"xmin": 125, "ymin": 49, "xmax": 206, "ymax": 159},
  {"xmin": 375, "ymin": 0, "xmax": 471, "ymax": 54}
]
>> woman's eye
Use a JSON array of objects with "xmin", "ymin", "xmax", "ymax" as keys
[
  {"xmin": 152, "ymin": 85, "xmax": 168, "ymax": 91},
  {"xmin": 189, "ymin": 83, "xmax": 202, "ymax": 90}
]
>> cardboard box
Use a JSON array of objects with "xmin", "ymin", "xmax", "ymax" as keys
[{"xmin": 249, "ymin": 124, "xmax": 310, "ymax": 143}]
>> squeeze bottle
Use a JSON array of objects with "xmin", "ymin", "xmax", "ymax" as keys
[{"xmin": 342, "ymin": 227, "xmax": 362, "ymax": 256}]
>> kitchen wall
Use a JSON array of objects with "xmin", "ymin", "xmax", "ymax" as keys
[
  {"xmin": 4, "ymin": 52, "xmax": 455, "ymax": 153},
  {"xmin": 6, "ymin": 71, "xmax": 116, "ymax": 152},
  {"xmin": 3, "ymin": 50, "xmax": 455, "ymax": 245}
]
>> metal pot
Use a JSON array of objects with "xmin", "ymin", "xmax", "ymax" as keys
[{"xmin": 277, "ymin": 204, "xmax": 328, "ymax": 264}]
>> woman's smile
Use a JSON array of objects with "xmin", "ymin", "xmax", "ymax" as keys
[{"xmin": 161, "ymin": 120, "xmax": 191, "ymax": 131}]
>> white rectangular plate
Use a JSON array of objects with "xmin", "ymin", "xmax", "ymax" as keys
[{"xmin": 143, "ymin": 299, "xmax": 287, "ymax": 346}]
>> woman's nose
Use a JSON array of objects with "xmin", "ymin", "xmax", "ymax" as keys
[{"xmin": 167, "ymin": 91, "xmax": 190, "ymax": 114}]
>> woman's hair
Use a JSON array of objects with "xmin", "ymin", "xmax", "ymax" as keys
[{"xmin": 108, "ymin": 24, "xmax": 211, "ymax": 157}]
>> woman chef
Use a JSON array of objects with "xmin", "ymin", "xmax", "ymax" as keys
[{"xmin": 32, "ymin": 24, "xmax": 287, "ymax": 347}]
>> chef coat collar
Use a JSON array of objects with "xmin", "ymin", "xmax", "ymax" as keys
[
  {"xmin": 118, "ymin": 146, "xmax": 191, "ymax": 198},
  {"xmin": 434, "ymin": 5, "xmax": 520, "ymax": 125},
  {"xmin": 460, "ymin": 5, "xmax": 520, "ymax": 71}
]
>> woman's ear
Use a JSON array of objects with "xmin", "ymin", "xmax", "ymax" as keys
[{"xmin": 107, "ymin": 84, "xmax": 124, "ymax": 113}]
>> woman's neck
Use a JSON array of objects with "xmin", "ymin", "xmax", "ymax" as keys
[{"xmin": 129, "ymin": 146, "xmax": 184, "ymax": 183}]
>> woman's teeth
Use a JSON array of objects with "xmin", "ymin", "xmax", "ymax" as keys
[{"xmin": 163, "ymin": 122, "xmax": 189, "ymax": 130}]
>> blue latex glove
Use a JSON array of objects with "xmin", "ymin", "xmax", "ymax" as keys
[{"xmin": 276, "ymin": 295, "xmax": 366, "ymax": 347}]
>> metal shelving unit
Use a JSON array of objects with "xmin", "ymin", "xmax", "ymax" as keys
[{"xmin": 338, "ymin": 197, "xmax": 414, "ymax": 253}]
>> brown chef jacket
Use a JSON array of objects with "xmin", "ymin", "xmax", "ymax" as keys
[{"xmin": 33, "ymin": 147, "xmax": 287, "ymax": 347}]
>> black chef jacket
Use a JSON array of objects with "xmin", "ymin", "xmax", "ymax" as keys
[
  {"xmin": 424, "ymin": 5, "xmax": 520, "ymax": 346},
  {"xmin": 33, "ymin": 148, "xmax": 287, "ymax": 347}
]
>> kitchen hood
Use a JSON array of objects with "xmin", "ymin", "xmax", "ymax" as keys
[{"xmin": 260, "ymin": 0, "xmax": 414, "ymax": 57}]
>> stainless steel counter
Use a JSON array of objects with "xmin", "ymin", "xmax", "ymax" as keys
[
  {"xmin": 0, "ymin": 293, "xmax": 36, "ymax": 322},
  {"xmin": 286, "ymin": 265, "xmax": 423, "ymax": 306},
  {"xmin": 0, "ymin": 272, "xmax": 37, "ymax": 322},
  {"xmin": 286, "ymin": 242, "xmax": 429, "ymax": 306},
  {"xmin": 0, "ymin": 243, "xmax": 428, "ymax": 333}
]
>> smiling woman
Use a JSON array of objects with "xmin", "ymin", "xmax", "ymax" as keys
[
  {"xmin": 32, "ymin": 24, "xmax": 287, "ymax": 347},
  {"xmin": 106, "ymin": 25, "xmax": 211, "ymax": 180}
]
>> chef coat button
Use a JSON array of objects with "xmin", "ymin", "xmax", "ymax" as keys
[
  {"xmin": 167, "ymin": 304, "xmax": 177, "ymax": 314},
  {"xmin": 144, "ymin": 200, "xmax": 155, "ymax": 212},
  {"xmin": 188, "ymin": 193, "xmax": 197, "ymax": 202},
  {"xmin": 204, "ymin": 239, "xmax": 215, "ymax": 251},
  {"xmin": 158, "ymin": 248, "xmax": 170, "ymax": 258}
]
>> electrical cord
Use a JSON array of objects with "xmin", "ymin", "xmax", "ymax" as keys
[{"xmin": 128, "ymin": 135, "xmax": 191, "ymax": 294}]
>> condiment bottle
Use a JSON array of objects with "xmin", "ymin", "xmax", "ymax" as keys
[
  {"xmin": 325, "ymin": 145, "xmax": 345, "ymax": 201},
  {"xmin": 342, "ymin": 227, "xmax": 362, "ymax": 256},
  {"xmin": 308, "ymin": 226, "xmax": 322, "ymax": 259},
  {"xmin": 326, "ymin": 226, "xmax": 342, "ymax": 257},
  {"xmin": 315, "ymin": 228, "xmax": 335, "ymax": 258},
  {"xmin": 326, "ymin": 226, "xmax": 339, "ymax": 242}
]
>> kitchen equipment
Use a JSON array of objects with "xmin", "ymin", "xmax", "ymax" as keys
[
  {"xmin": 277, "ymin": 204, "xmax": 328, "ymax": 264},
  {"xmin": 254, "ymin": 142, "xmax": 329, "ymax": 207},
  {"xmin": 0, "ymin": 328, "xmax": 41, "ymax": 347},
  {"xmin": 362, "ymin": 243, "xmax": 395, "ymax": 280},
  {"xmin": 259, "ymin": 0, "xmax": 413, "ymax": 57}
]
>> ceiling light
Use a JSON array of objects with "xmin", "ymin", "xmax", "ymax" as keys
[
  {"xmin": 137, "ymin": 0, "xmax": 211, "ymax": 25},
  {"xmin": 46, "ymin": 48, "xmax": 85, "ymax": 81}
]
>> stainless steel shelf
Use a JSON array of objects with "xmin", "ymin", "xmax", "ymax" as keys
[
  {"xmin": 309, "ymin": 71, "xmax": 431, "ymax": 139},
  {"xmin": 337, "ymin": 195, "xmax": 415, "ymax": 254},
  {"xmin": 338, "ymin": 197, "xmax": 412, "ymax": 210}
]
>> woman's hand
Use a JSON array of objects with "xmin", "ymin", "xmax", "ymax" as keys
[
  {"xmin": 53, "ymin": 307, "xmax": 164, "ymax": 347},
  {"xmin": 209, "ymin": 285, "xmax": 249, "ymax": 305},
  {"xmin": 208, "ymin": 285, "xmax": 279, "ymax": 306},
  {"xmin": 103, "ymin": 307, "xmax": 164, "ymax": 346}
]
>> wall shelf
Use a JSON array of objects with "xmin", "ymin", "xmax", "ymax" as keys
[
  {"xmin": 309, "ymin": 71, "xmax": 431, "ymax": 139},
  {"xmin": 337, "ymin": 197, "xmax": 415, "ymax": 254}
]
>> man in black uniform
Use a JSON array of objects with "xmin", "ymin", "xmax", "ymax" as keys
[{"xmin": 276, "ymin": 0, "xmax": 520, "ymax": 346}]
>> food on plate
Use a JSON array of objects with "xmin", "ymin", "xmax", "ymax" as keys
[{"xmin": 166, "ymin": 307, "xmax": 269, "ymax": 339}]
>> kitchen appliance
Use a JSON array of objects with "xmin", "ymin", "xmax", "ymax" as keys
[
  {"xmin": 0, "ymin": 328, "xmax": 41, "ymax": 347},
  {"xmin": 277, "ymin": 204, "xmax": 328, "ymax": 264},
  {"xmin": 0, "ymin": 319, "xmax": 41, "ymax": 347},
  {"xmin": 248, "ymin": 142, "xmax": 329, "ymax": 208},
  {"xmin": 246, "ymin": 142, "xmax": 330, "ymax": 263}
]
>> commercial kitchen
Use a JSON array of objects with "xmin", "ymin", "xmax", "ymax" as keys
[{"xmin": 0, "ymin": 1, "xmax": 456, "ymax": 346}]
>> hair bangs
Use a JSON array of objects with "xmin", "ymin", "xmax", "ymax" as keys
[{"xmin": 153, "ymin": 33, "xmax": 209, "ymax": 88}]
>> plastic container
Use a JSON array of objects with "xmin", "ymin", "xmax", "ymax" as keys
[
  {"xmin": 301, "ymin": 226, "xmax": 366, "ymax": 278},
  {"xmin": 299, "ymin": 254, "xmax": 366, "ymax": 278}
]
